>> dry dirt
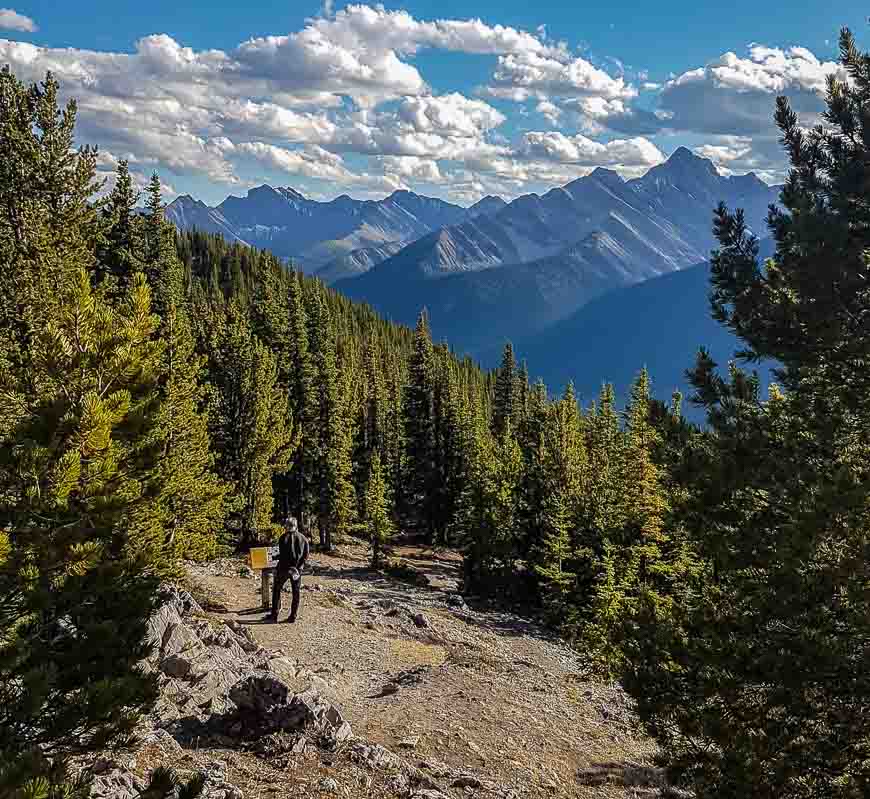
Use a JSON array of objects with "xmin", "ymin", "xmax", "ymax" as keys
[{"xmin": 173, "ymin": 541, "xmax": 662, "ymax": 799}]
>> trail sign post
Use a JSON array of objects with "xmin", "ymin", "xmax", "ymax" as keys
[{"xmin": 249, "ymin": 545, "xmax": 280, "ymax": 609}]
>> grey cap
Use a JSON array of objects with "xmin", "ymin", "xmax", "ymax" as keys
[{"xmin": 285, "ymin": 516, "xmax": 299, "ymax": 533}]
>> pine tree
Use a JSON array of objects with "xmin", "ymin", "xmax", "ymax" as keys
[
  {"xmin": 365, "ymin": 452, "xmax": 394, "ymax": 567},
  {"xmin": 309, "ymin": 295, "xmax": 355, "ymax": 549},
  {"xmin": 402, "ymin": 312, "xmax": 437, "ymax": 541},
  {"xmin": 492, "ymin": 342, "xmax": 517, "ymax": 438},
  {"xmin": 0, "ymin": 71, "xmax": 181, "ymax": 795},
  {"xmin": 619, "ymin": 30, "xmax": 870, "ymax": 797},
  {"xmin": 0, "ymin": 69, "xmax": 102, "ymax": 379},
  {"xmin": 0, "ymin": 269, "xmax": 165, "ymax": 795}
]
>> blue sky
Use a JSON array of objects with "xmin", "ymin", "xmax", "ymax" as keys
[{"xmin": 0, "ymin": 1, "xmax": 864, "ymax": 205}]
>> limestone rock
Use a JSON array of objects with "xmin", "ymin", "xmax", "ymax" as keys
[
  {"xmin": 161, "ymin": 654, "xmax": 193, "ymax": 678},
  {"xmin": 229, "ymin": 673, "xmax": 291, "ymax": 713}
]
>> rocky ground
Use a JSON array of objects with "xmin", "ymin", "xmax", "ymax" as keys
[{"xmin": 85, "ymin": 542, "xmax": 670, "ymax": 799}]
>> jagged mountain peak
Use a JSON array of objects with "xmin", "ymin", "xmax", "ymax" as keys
[
  {"xmin": 589, "ymin": 167, "xmax": 625, "ymax": 185},
  {"xmin": 168, "ymin": 193, "xmax": 205, "ymax": 208},
  {"xmin": 468, "ymin": 195, "xmax": 508, "ymax": 219},
  {"xmin": 647, "ymin": 146, "xmax": 720, "ymax": 182}
]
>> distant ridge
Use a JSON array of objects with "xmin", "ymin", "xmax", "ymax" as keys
[
  {"xmin": 165, "ymin": 186, "xmax": 507, "ymax": 282},
  {"xmin": 335, "ymin": 147, "xmax": 780, "ymax": 355}
]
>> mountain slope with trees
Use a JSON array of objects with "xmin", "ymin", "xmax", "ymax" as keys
[{"xmin": 504, "ymin": 241, "xmax": 777, "ymax": 413}]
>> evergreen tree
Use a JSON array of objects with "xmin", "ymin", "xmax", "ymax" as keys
[
  {"xmin": 356, "ymin": 336, "xmax": 385, "ymax": 521},
  {"xmin": 458, "ymin": 411, "xmax": 522, "ymax": 593},
  {"xmin": 534, "ymin": 383, "xmax": 586, "ymax": 627},
  {"xmin": 402, "ymin": 312, "xmax": 437, "ymax": 541},
  {"xmin": 135, "ymin": 178, "xmax": 228, "ymax": 565},
  {"xmin": 206, "ymin": 300, "xmax": 297, "ymax": 547},
  {"xmin": 0, "ymin": 71, "xmax": 185, "ymax": 795},
  {"xmin": 286, "ymin": 270, "xmax": 317, "ymax": 525},
  {"xmin": 0, "ymin": 269, "xmax": 164, "ymax": 795},
  {"xmin": 492, "ymin": 342, "xmax": 517, "ymax": 438},
  {"xmin": 515, "ymin": 380, "xmax": 549, "ymax": 563},
  {"xmin": 619, "ymin": 29, "xmax": 870, "ymax": 797},
  {"xmin": 584, "ymin": 369, "xmax": 668, "ymax": 671},
  {"xmin": 309, "ymin": 295, "xmax": 355, "ymax": 549},
  {"xmin": 0, "ymin": 69, "xmax": 102, "ymax": 378},
  {"xmin": 365, "ymin": 452, "xmax": 394, "ymax": 567},
  {"xmin": 98, "ymin": 160, "xmax": 143, "ymax": 288}
]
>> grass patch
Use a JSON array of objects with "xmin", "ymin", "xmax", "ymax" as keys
[{"xmin": 388, "ymin": 639, "xmax": 447, "ymax": 666}]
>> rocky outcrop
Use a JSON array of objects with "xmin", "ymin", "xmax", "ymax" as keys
[{"xmin": 85, "ymin": 587, "xmax": 354, "ymax": 797}]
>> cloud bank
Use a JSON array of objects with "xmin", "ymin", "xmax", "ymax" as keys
[{"xmin": 0, "ymin": 5, "xmax": 844, "ymax": 201}]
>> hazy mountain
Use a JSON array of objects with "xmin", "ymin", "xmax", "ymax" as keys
[
  {"xmin": 165, "ymin": 186, "xmax": 469, "ymax": 271},
  {"xmin": 336, "ymin": 148, "xmax": 780, "ymax": 353},
  {"xmin": 313, "ymin": 240, "xmax": 405, "ymax": 285},
  {"xmin": 503, "ymin": 239, "xmax": 778, "ymax": 418},
  {"xmin": 164, "ymin": 195, "xmax": 246, "ymax": 244},
  {"xmin": 468, "ymin": 195, "xmax": 508, "ymax": 218}
]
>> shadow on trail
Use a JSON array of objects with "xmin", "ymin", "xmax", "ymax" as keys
[
  {"xmin": 575, "ymin": 762, "xmax": 683, "ymax": 797},
  {"xmin": 235, "ymin": 606, "xmax": 267, "ymax": 615},
  {"xmin": 451, "ymin": 604, "xmax": 558, "ymax": 646},
  {"xmin": 306, "ymin": 560, "xmax": 449, "ymax": 595}
]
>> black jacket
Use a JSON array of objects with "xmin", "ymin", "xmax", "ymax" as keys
[{"xmin": 277, "ymin": 530, "xmax": 309, "ymax": 571}]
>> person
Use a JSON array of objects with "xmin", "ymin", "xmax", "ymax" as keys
[{"xmin": 269, "ymin": 516, "xmax": 310, "ymax": 623}]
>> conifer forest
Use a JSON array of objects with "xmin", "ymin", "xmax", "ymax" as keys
[{"xmin": 1, "ymin": 22, "xmax": 870, "ymax": 799}]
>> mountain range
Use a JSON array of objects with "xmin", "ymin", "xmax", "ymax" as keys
[
  {"xmin": 165, "ymin": 147, "xmax": 781, "ymax": 397},
  {"xmin": 335, "ymin": 147, "xmax": 779, "ymax": 353},
  {"xmin": 165, "ymin": 187, "xmax": 504, "ymax": 281}
]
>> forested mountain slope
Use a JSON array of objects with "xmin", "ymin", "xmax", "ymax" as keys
[{"xmin": 506, "ymin": 241, "xmax": 778, "ymax": 413}]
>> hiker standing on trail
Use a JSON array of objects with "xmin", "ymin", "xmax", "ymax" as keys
[{"xmin": 269, "ymin": 517, "xmax": 310, "ymax": 623}]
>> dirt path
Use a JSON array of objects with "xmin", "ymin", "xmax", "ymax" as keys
[{"xmin": 186, "ymin": 543, "xmax": 658, "ymax": 798}]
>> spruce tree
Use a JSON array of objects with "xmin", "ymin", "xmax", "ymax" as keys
[
  {"xmin": 584, "ymin": 369, "xmax": 668, "ymax": 671},
  {"xmin": 365, "ymin": 452, "xmax": 394, "ymax": 567},
  {"xmin": 492, "ymin": 342, "xmax": 517, "ymax": 438},
  {"xmin": 534, "ymin": 383, "xmax": 586, "ymax": 628},
  {"xmin": 206, "ymin": 300, "xmax": 297, "ymax": 548},
  {"xmin": 98, "ymin": 160, "xmax": 143, "ymax": 288},
  {"xmin": 286, "ymin": 270, "xmax": 318, "ymax": 525},
  {"xmin": 141, "ymin": 182, "xmax": 228, "ymax": 564},
  {"xmin": 619, "ymin": 29, "xmax": 870, "ymax": 797},
  {"xmin": 402, "ymin": 312, "xmax": 437, "ymax": 541},
  {"xmin": 0, "ymin": 269, "xmax": 165, "ymax": 795},
  {"xmin": 309, "ymin": 295, "xmax": 355, "ymax": 549}
]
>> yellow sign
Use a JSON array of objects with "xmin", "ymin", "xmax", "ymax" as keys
[{"xmin": 249, "ymin": 546, "xmax": 279, "ymax": 570}]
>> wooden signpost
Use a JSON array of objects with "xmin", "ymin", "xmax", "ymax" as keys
[{"xmin": 249, "ymin": 545, "xmax": 280, "ymax": 609}]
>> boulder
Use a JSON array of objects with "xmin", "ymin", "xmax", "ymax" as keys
[
  {"xmin": 446, "ymin": 594, "xmax": 468, "ymax": 611},
  {"xmin": 229, "ymin": 673, "xmax": 291, "ymax": 713},
  {"xmin": 161, "ymin": 654, "xmax": 193, "ymax": 678}
]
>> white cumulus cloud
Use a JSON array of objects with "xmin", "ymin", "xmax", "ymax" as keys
[{"xmin": 0, "ymin": 8, "xmax": 36, "ymax": 32}]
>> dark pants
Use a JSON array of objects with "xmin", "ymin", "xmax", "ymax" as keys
[{"xmin": 271, "ymin": 567, "xmax": 302, "ymax": 621}]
